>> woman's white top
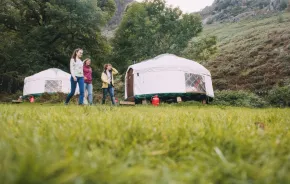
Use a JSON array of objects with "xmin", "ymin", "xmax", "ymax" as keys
[{"xmin": 70, "ymin": 58, "xmax": 83, "ymax": 77}]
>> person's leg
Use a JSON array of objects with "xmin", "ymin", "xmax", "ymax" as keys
[
  {"xmin": 78, "ymin": 77, "xmax": 84, "ymax": 105},
  {"xmin": 88, "ymin": 83, "xmax": 93, "ymax": 105},
  {"xmin": 65, "ymin": 77, "xmax": 77, "ymax": 104},
  {"xmin": 84, "ymin": 83, "xmax": 88, "ymax": 105},
  {"xmin": 102, "ymin": 88, "xmax": 108, "ymax": 104},
  {"xmin": 108, "ymin": 84, "xmax": 116, "ymax": 105}
]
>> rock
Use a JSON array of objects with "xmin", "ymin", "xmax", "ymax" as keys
[
  {"xmin": 269, "ymin": 0, "xmax": 281, "ymax": 11},
  {"xmin": 200, "ymin": 0, "xmax": 287, "ymax": 24}
]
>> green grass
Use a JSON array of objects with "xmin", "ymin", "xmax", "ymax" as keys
[{"xmin": 0, "ymin": 104, "xmax": 290, "ymax": 183}]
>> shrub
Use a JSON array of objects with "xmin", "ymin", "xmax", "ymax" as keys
[
  {"xmin": 206, "ymin": 18, "xmax": 214, "ymax": 24},
  {"xmin": 267, "ymin": 86, "xmax": 290, "ymax": 107},
  {"xmin": 38, "ymin": 93, "xmax": 71, "ymax": 104},
  {"xmin": 212, "ymin": 90, "xmax": 267, "ymax": 108},
  {"xmin": 278, "ymin": 13, "xmax": 284, "ymax": 23}
]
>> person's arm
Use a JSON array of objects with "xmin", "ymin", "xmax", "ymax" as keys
[
  {"xmin": 101, "ymin": 73, "xmax": 108, "ymax": 83},
  {"xmin": 70, "ymin": 59, "xmax": 77, "ymax": 81},
  {"xmin": 112, "ymin": 67, "xmax": 118, "ymax": 75},
  {"xmin": 83, "ymin": 66, "xmax": 88, "ymax": 80}
]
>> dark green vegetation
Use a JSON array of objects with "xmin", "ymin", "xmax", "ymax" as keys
[
  {"xmin": 1, "ymin": 104, "xmax": 290, "ymax": 183},
  {"xmin": 0, "ymin": 0, "xmax": 116, "ymax": 93}
]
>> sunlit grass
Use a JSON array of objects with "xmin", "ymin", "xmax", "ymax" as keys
[{"xmin": 0, "ymin": 104, "xmax": 289, "ymax": 183}]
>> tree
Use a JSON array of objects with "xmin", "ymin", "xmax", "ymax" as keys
[
  {"xmin": 111, "ymin": 0, "xmax": 203, "ymax": 70},
  {"xmin": 0, "ymin": 0, "xmax": 116, "ymax": 76},
  {"xmin": 182, "ymin": 35, "xmax": 217, "ymax": 62}
]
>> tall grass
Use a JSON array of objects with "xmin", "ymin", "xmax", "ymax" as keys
[{"xmin": 0, "ymin": 104, "xmax": 289, "ymax": 183}]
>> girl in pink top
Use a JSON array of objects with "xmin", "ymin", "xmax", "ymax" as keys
[{"xmin": 83, "ymin": 58, "xmax": 93, "ymax": 105}]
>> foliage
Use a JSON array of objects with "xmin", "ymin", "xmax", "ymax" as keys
[
  {"xmin": 267, "ymin": 86, "xmax": 290, "ymax": 107},
  {"xmin": 182, "ymin": 35, "xmax": 217, "ymax": 62},
  {"xmin": 212, "ymin": 90, "xmax": 267, "ymax": 108},
  {"xmin": 111, "ymin": 0, "xmax": 203, "ymax": 70},
  {"xmin": 0, "ymin": 73, "xmax": 23, "ymax": 94},
  {"xmin": 278, "ymin": 13, "xmax": 284, "ymax": 22},
  {"xmin": 0, "ymin": 0, "xmax": 116, "ymax": 78},
  {"xmin": 0, "ymin": 104, "xmax": 290, "ymax": 183}
]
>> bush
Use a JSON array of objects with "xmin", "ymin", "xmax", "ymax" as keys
[
  {"xmin": 37, "ymin": 93, "xmax": 71, "ymax": 104},
  {"xmin": 0, "ymin": 90, "xmax": 23, "ymax": 103},
  {"xmin": 212, "ymin": 90, "xmax": 267, "ymax": 108},
  {"xmin": 267, "ymin": 86, "xmax": 290, "ymax": 107},
  {"xmin": 278, "ymin": 13, "xmax": 284, "ymax": 23},
  {"xmin": 0, "ymin": 73, "xmax": 23, "ymax": 94},
  {"xmin": 206, "ymin": 18, "xmax": 214, "ymax": 24}
]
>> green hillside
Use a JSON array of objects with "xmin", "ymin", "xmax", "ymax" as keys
[{"xmin": 202, "ymin": 12, "xmax": 290, "ymax": 92}]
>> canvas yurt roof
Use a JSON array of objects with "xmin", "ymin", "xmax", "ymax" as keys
[
  {"xmin": 23, "ymin": 68, "xmax": 78, "ymax": 97},
  {"xmin": 24, "ymin": 68, "xmax": 70, "ymax": 83},
  {"xmin": 127, "ymin": 54, "xmax": 211, "ymax": 76}
]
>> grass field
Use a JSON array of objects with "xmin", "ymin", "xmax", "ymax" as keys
[{"xmin": 0, "ymin": 104, "xmax": 290, "ymax": 183}]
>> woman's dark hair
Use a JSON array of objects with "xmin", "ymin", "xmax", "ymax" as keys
[
  {"xmin": 71, "ymin": 48, "xmax": 83, "ymax": 62},
  {"xmin": 104, "ymin": 63, "xmax": 112, "ymax": 71}
]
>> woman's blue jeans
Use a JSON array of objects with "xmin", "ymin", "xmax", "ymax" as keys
[
  {"xmin": 65, "ymin": 76, "xmax": 84, "ymax": 105},
  {"xmin": 84, "ymin": 83, "xmax": 93, "ymax": 105},
  {"xmin": 102, "ymin": 84, "xmax": 115, "ymax": 105}
]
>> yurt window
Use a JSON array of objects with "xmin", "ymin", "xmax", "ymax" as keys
[
  {"xmin": 185, "ymin": 73, "xmax": 206, "ymax": 93},
  {"xmin": 45, "ymin": 80, "xmax": 62, "ymax": 93}
]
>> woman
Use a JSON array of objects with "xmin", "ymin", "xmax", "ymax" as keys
[
  {"xmin": 83, "ymin": 58, "xmax": 93, "ymax": 105},
  {"xmin": 101, "ymin": 64, "xmax": 118, "ymax": 105},
  {"xmin": 65, "ymin": 48, "xmax": 85, "ymax": 105}
]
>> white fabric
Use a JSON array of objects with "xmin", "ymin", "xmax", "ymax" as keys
[
  {"xmin": 125, "ymin": 54, "xmax": 214, "ymax": 98},
  {"xmin": 129, "ymin": 54, "xmax": 211, "ymax": 75},
  {"xmin": 23, "ymin": 68, "xmax": 79, "ymax": 96},
  {"xmin": 134, "ymin": 71, "xmax": 185, "ymax": 95},
  {"xmin": 106, "ymin": 70, "xmax": 111, "ymax": 84},
  {"xmin": 204, "ymin": 76, "xmax": 214, "ymax": 98},
  {"xmin": 70, "ymin": 58, "xmax": 83, "ymax": 77}
]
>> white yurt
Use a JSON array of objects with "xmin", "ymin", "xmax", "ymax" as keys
[
  {"xmin": 23, "ymin": 68, "xmax": 79, "ymax": 97},
  {"xmin": 124, "ymin": 54, "xmax": 214, "ymax": 103}
]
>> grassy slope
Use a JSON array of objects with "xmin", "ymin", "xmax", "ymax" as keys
[
  {"xmin": 0, "ymin": 104, "xmax": 290, "ymax": 183},
  {"xmin": 203, "ymin": 12, "xmax": 290, "ymax": 92}
]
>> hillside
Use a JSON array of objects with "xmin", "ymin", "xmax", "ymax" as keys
[
  {"xmin": 108, "ymin": 0, "xmax": 134, "ymax": 29},
  {"xmin": 202, "ymin": 12, "xmax": 290, "ymax": 93},
  {"xmin": 201, "ymin": 0, "xmax": 289, "ymax": 24},
  {"xmin": 103, "ymin": 0, "xmax": 134, "ymax": 38}
]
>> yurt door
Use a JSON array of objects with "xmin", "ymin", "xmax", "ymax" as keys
[{"xmin": 126, "ymin": 68, "xmax": 134, "ymax": 100}]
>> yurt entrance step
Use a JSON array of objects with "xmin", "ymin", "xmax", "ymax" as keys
[{"xmin": 119, "ymin": 101, "xmax": 135, "ymax": 106}]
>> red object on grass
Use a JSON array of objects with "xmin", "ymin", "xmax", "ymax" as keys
[
  {"xmin": 152, "ymin": 95, "xmax": 160, "ymax": 106},
  {"xmin": 30, "ymin": 96, "xmax": 35, "ymax": 103}
]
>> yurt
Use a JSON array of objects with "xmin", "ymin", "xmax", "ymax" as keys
[
  {"xmin": 124, "ymin": 54, "xmax": 214, "ymax": 103},
  {"xmin": 23, "ymin": 68, "xmax": 79, "ymax": 97}
]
